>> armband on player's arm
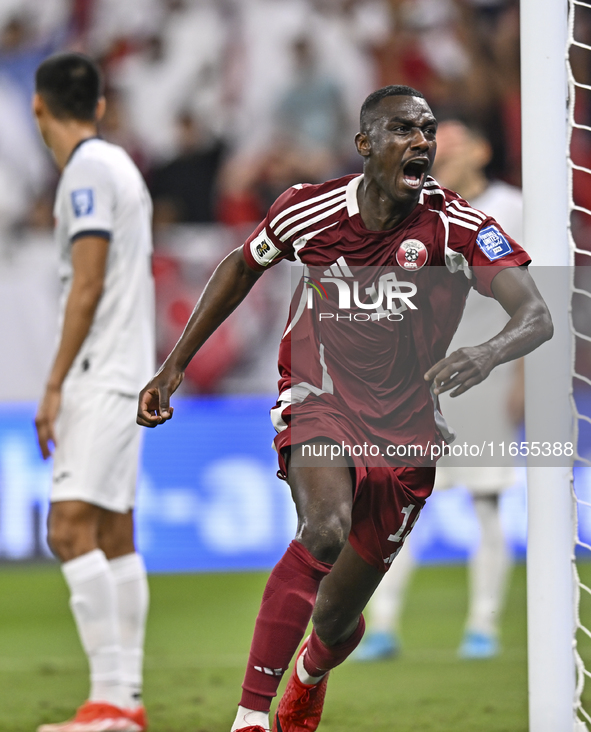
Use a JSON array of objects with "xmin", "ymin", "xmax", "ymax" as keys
[
  {"xmin": 242, "ymin": 185, "xmax": 303, "ymax": 271},
  {"xmin": 243, "ymin": 226, "xmax": 292, "ymax": 272}
]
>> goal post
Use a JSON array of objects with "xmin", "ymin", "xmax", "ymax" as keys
[{"xmin": 520, "ymin": 0, "xmax": 577, "ymax": 730}]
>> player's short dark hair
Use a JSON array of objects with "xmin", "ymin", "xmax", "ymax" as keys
[
  {"xmin": 360, "ymin": 85, "xmax": 426, "ymax": 132},
  {"xmin": 35, "ymin": 53, "xmax": 103, "ymax": 122}
]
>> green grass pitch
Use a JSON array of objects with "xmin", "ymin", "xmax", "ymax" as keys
[{"xmin": 2, "ymin": 562, "xmax": 591, "ymax": 732}]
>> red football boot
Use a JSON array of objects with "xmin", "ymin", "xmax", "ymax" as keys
[{"xmin": 273, "ymin": 640, "xmax": 329, "ymax": 732}]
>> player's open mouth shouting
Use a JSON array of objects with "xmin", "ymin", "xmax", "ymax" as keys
[{"xmin": 402, "ymin": 156, "xmax": 430, "ymax": 189}]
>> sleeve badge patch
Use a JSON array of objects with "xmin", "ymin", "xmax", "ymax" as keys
[
  {"xmin": 251, "ymin": 228, "xmax": 281, "ymax": 266},
  {"xmin": 71, "ymin": 188, "xmax": 94, "ymax": 217},
  {"xmin": 476, "ymin": 225, "xmax": 513, "ymax": 261}
]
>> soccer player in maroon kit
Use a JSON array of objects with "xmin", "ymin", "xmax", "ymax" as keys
[{"xmin": 137, "ymin": 86, "xmax": 552, "ymax": 732}]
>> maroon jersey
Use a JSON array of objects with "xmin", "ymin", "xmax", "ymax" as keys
[{"xmin": 243, "ymin": 174, "xmax": 531, "ymax": 465}]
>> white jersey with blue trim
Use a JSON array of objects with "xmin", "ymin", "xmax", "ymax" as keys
[{"xmin": 53, "ymin": 137, "xmax": 155, "ymax": 393}]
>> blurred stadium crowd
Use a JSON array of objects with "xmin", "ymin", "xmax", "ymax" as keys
[{"xmin": 0, "ymin": 0, "xmax": 590, "ymax": 396}]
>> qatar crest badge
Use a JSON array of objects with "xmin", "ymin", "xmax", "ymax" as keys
[{"xmin": 396, "ymin": 239, "xmax": 428, "ymax": 270}]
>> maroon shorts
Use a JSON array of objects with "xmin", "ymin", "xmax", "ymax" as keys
[{"xmin": 274, "ymin": 406, "xmax": 435, "ymax": 573}]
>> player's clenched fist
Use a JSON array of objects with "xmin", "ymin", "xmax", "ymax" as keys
[{"xmin": 137, "ymin": 367, "xmax": 184, "ymax": 427}]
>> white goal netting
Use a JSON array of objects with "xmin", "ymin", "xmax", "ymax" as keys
[{"xmin": 568, "ymin": 0, "xmax": 591, "ymax": 726}]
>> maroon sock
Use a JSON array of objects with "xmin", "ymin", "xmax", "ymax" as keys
[
  {"xmin": 303, "ymin": 615, "xmax": 366, "ymax": 677},
  {"xmin": 240, "ymin": 540, "xmax": 332, "ymax": 712}
]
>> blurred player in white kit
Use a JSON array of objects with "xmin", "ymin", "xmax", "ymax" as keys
[
  {"xmin": 33, "ymin": 53, "xmax": 155, "ymax": 731},
  {"xmin": 355, "ymin": 118, "xmax": 523, "ymax": 661}
]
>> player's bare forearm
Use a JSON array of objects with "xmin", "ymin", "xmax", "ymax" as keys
[
  {"xmin": 36, "ymin": 235, "xmax": 108, "ymax": 457},
  {"xmin": 46, "ymin": 282, "xmax": 103, "ymax": 389},
  {"xmin": 44, "ymin": 236, "xmax": 108, "ymax": 390},
  {"xmin": 137, "ymin": 247, "xmax": 261, "ymax": 427},
  {"xmin": 425, "ymin": 266, "xmax": 552, "ymax": 397}
]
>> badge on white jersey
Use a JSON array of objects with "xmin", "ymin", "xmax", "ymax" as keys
[
  {"xmin": 251, "ymin": 228, "xmax": 281, "ymax": 266},
  {"xmin": 71, "ymin": 188, "xmax": 94, "ymax": 217},
  {"xmin": 396, "ymin": 239, "xmax": 428, "ymax": 270},
  {"xmin": 476, "ymin": 225, "xmax": 513, "ymax": 261}
]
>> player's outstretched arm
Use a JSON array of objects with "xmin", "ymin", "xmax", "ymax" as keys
[
  {"xmin": 424, "ymin": 266, "xmax": 553, "ymax": 398},
  {"xmin": 137, "ymin": 247, "xmax": 262, "ymax": 427}
]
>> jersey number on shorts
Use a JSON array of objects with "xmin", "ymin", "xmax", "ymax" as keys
[{"xmin": 384, "ymin": 504, "xmax": 420, "ymax": 565}]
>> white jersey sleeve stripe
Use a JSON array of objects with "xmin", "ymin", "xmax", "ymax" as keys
[
  {"xmin": 446, "ymin": 203, "xmax": 483, "ymax": 225},
  {"xmin": 269, "ymin": 185, "xmax": 348, "ymax": 229},
  {"xmin": 447, "ymin": 215, "xmax": 479, "ymax": 231},
  {"xmin": 273, "ymin": 192, "xmax": 346, "ymax": 237},
  {"xmin": 280, "ymin": 200, "xmax": 348, "ymax": 242},
  {"xmin": 447, "ymin": 200, "xmax": 487, "ymax": 220}
]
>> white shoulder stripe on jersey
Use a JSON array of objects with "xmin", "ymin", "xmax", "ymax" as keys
[
  {"xmin": 422, "ymin": 188, "xmax": 445, "ymax": 197},
  {"xmin": 448, "ymin": 200, "xmax": 486, "ymax": 220},
  {"xmin": 447, "ymin": 203, "xmax": 483, "ymax": 225},
  {"xmin": 269, "ymin": 185, "xmax": 348, "ymax": 229},
  {"xmin": 280, "ymin": 200, "xmax": 348, "ymax": 242},
  {"xmin": 447, "ymin": 215, "xmax": 479, "ymax": 231},
  {"xmin": 273, "ymin": 191, "xmax": 346, "ymax": 237}
]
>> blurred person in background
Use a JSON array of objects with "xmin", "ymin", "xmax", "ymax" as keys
[
  {"xmin": 227, "ymin": 0, "xmax": 309, "ymax": 154},
  {"xmin": 111, "ymin": 0, "xmax": 228, "ymax": 164},
  {"xmin": 32, "ymin": 52, "xmax": 154, "ymax": 732},
  {"xmin": 218, "ymin": 35, "xmax": 348, "ymax": 224},
  {"xmin": 307, "ymin": 0, "xmax": 393, "ymax": 144},
  {"xmin": 355, "ymin": 117, "xmax": 524, "ymax": 662},
  {"xmin": 148, "ymin": 109, "xmax": 226, "ymax": 227},
  {"xmin": 375, "ymin": 0, "xmax": 521, "ymax": 185},
  {"xmin": 274, "ymin": 37, "xmax": 348, "ymax": 170},
  {"xmin": 0, "ymin": 7, "xmax": 67, "ymax": 106},
  {"xmin": 0, "ymin": 72, "xmax": 49, "ymax": 245},
  {"xmin": 99, "ymin": 86, "xmax": 148, "ymax": 175},
  {"xmin": 0, "ymin": 10, "xmax": 60, "ymax": 247}
]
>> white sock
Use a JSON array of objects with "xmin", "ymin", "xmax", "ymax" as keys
[
  {"xmin": 466, "ymin": 495, "xmax": 512, "ymax": 637},
  {"xmin": 296, "ymin": 650, "xmax": 326, "ymax": 686},
  {"xmin": 62, "ymin": 549, "xmax": 122, "ymax": 707},
  {"xmin": 109, "ymin": 553, "xmax": 149, "ymax": 709},
  {"xmin": 231, "ymin": 705, "xmax": 270, "ymax": 731}
]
